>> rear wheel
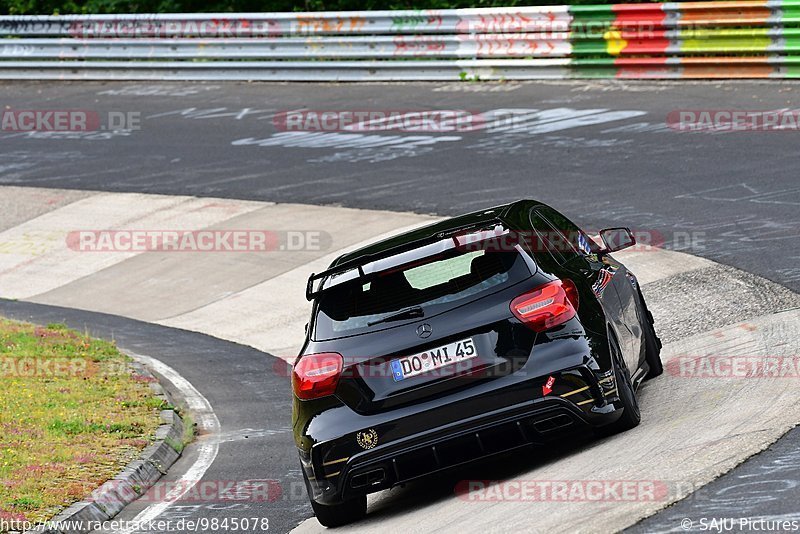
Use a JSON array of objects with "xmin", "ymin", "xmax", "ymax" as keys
[
  {"xmin": 310, "ymin": 496, "xmax": 367, "ymax": 528},
  {"xmin": 597, "ymin": 339, "xmax": 641, "ymax": 436}
]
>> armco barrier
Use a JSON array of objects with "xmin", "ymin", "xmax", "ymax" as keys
[{"xmin": 1, "ymin": 1, "xmax": 800, "ymax": 80}]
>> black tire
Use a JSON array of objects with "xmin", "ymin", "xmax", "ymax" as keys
[
  {"xmin": 597, "ymin": 339, "xmax": 641, "ymax": 436},
  {"xmin": 310, "ymin": 496, "xmax": 367, "ymax": 528},
  {"xmin": 642, "ymin": 308, "xmax": 663, "ymax": 379}
]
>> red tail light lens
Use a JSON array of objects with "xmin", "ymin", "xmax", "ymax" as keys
[
  {"xmin": 292, "ymin": 352, "xmax": 343, "ymax": 400},
  {"xmin": 510, "ymin": 279, "xmax": 578, "ymax": 332},
  {"xmin": 562, "ymin": 278, "xmax": 579, "ymax": 311}
]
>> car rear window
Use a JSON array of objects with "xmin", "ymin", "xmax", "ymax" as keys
[{"xmin": 313, "ymin": 245, "xmax": 533, "ymax": 340}]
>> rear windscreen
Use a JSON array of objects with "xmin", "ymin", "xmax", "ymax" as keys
[{"xmin": 313, "ymin": 246, "xmax": 533, "ymax": 340}]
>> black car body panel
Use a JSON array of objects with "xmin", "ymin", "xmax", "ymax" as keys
[{"xmin": 292, "ymin": 199, "xmax": 660, "ymax": 515}]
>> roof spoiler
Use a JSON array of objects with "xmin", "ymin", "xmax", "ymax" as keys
[
  {"xmin": 305, "ymin": 219, "xmax": 507, "ymax": 301},
  {"xmin": 306, "ymin": 264, "xmax": 365, "ymax": 301}
]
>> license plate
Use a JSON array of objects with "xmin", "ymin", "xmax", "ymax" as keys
[{"xmin": 390, "ymin": 338, "xmax": 477, "ymax": 382}]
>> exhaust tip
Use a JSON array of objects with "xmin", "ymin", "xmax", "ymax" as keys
[
  {"xmin": 350, "ymin": 468, "xmax": 386, "ymax": 489},
  {"xmin": 533, "ymin": 413, "xmax": 574, "ymax": 433}
]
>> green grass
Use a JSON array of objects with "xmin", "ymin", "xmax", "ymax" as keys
[{"xmin": 0, "ymin": 318, "xmax": 163, "ymax": 527}]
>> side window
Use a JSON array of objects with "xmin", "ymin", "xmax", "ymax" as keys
[
  {"xmin": 540, "ymin": 207, "xmax": 599, "ymax": 257},
  {"xmin": 530, "ymin": 207, "xmax": 596, "ymax": 265},
  {"xmin": 529, "ymin": 210, "xmax": 576, "ymax": 264}
]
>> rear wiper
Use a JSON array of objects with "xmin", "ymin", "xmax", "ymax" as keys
[{"xmin": 367, "ymin": 306, "xmax": 425, "ymax": 327}]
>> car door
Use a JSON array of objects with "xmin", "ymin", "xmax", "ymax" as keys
[{"xmin": 529, "ymin": 207, "xmax": 639, "ymax": 374}]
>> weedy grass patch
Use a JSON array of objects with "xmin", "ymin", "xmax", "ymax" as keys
[{"xmin": 0, "ymin": 319, "xmax": 163, "ymax": 526}]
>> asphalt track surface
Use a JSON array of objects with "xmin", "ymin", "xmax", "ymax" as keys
[
  {"xmin": 2, "ymin": 80, "xmax": 800, "ymax": 293},
  {"xmin": 1, "ymin": 80, "xmax": 800, "ymax": 533}
]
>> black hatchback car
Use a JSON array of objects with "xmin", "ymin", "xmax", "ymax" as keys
[{"xmin": 293, "ymin": 200, "xmax": 662, "ymax": 526}]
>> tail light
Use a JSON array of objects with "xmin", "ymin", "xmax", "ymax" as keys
[
  {"xmin": 510, "ymin": 279, "xmax": 579, "ymax": 332},
  {"xmin": 292, "ymin": 352, "xmax": 343, "ymax": 400}
]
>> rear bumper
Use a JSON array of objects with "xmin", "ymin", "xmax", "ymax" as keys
[{"xmin": 300, "ymin": 360, "xmax": 624, "ymax": 505}]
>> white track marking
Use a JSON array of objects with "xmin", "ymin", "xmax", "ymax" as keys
[
  {"xmin": 0, "ymin": 192, "xmax": 263, "ymax": 299},
  {"xmin": 113, "ymin": 352, "xmax": 221, "ymax": 534}
]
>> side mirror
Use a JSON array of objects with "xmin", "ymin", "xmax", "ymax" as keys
[{"xmin": 599, "ymin": 227, "xmax": 636, "ymax": 253}]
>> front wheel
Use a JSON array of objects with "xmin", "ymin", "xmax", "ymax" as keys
[{"xmin": 310, "ymin": 496, "xmax": 367, "ymax": 528}]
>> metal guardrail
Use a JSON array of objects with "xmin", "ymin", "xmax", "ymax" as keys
[{"xmin": 1, "ymin": 2, "xmax": 800, "ymax": 80}]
